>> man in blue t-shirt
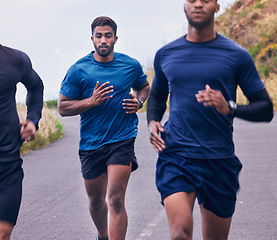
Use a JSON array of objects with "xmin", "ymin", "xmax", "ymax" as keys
[
  {"xmin": 59, "ymin": 16, "xmax": 149, "ymax": 240},
  {"xmin": 147, "ymin": 1, "xmax": 273, "ymax": 240}
]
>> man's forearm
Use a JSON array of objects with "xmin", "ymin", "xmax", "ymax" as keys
[
  {"xmin": 26, "ymin": 77, "xmax": 44, "ymax": 127},
  {"xmin": 58, "ymin": 98, "xmax": 94, "ymax": 117},
  {"xmin": 234, "ymin": 88, "xmax": 274, "ymax": 122},
  {"xmin": 134, "ymin": 82, "xmax": 150, "ymax": 103},
  {"xmin": 235, "ymin": 100, "xmax": 273, "ymax": 122},
  {"xmin": 147, "ymin": 86, "xmax": 168, "ymax": 124}
]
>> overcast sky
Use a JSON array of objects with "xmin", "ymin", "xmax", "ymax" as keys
[{"xmin": 0, "ymin": 0, "xmax": 237, "ymax": 102}]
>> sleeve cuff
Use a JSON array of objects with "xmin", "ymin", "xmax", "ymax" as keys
[{"xmin": 28, "ymin": 119, "xmax": 39, "ymax": 130}]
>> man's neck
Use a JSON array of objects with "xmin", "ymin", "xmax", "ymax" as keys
[
  {"xmin": 93, "ymin": 52, "xmax": 114, "ymax": 63},
  {"xmin": 186, "ymin": 25, "xmax": 216, "ymax": 43}
]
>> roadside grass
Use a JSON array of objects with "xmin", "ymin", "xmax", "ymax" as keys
[{"xmin": 18, "ymin": 103, "xmax": 63, "ymax": 155}]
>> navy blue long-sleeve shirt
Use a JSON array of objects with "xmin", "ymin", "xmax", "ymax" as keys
[
  {"xmin": 147, "ymin": 35, "xmax": 273, "ymax": 159},
  {"xmin": 0, "ymin": 44, "xmax": 43, "ymax": 162}
]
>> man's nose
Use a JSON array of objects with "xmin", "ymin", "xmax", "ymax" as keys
[
  {"xmin": 194, "ymin": 0, "xmax": 204, "ymax": 7},
  {"xmin": 100, "ymin": 36, "xmax": 107, "ymax": 43}
]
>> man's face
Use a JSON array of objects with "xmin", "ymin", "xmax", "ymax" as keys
[
  {"xmin": 184, "ymin": 0, "xmax": 219, "ymax": 29},
  {"xmin": 91, "ymin": 25, "xmax": 118, "ymax": 58}
]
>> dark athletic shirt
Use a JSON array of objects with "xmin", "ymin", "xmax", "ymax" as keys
[
  {"xmin": 0, "ymin": 44, "xmax": 43, "ymax": 162},
  {"xmin": 148, "ymin": 34, "xmax": 265, "ymax": 159}
]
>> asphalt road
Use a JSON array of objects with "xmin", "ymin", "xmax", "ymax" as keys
[{"xmin": 11, "ymin": 113, "xmax": 277, "ymax": 240}]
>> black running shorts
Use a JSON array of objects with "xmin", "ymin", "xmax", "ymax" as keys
[
  {"xmin": 79, "ymin": 138, "xmax": 138, "ymax": 180},
  {"xmin": 0, "ymin": 158, "xmax": 24, "ymax": 225}
]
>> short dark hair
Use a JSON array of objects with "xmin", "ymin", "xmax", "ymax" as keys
[{"xmin": 91, "ymin": 16, "xmax": 117, "ymax": 36}]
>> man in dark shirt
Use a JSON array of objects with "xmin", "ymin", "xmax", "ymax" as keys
[
  {"xmin": 147, "ymin": 1, "xmax": 273, "ymax": 239},
  {"xmin": 0, "ymin": 44, "xmax": 43, "ymax": 239}
]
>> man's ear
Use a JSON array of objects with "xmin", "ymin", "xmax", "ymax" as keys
[
  {"xmin": 215, "ymin": 3, "xmax": 220, "ymax": 13},
  {"xmin": 115, "ymin": 36, "xmax": 118, "ymax": 44},
  {"xmin": 91, "ymin": 36, "xmax": 94, "ymax": 43}
]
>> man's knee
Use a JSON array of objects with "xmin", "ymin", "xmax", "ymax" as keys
[
  {"xmin": 108, "ymin": 191, "xmax": 124, "ymax": 214},
  {"xmin": 88, "ymin": 195, "xmax": 106, "ymax": 212},
  {"xmin": 170, "ymin": 225, "xmax": 192, "ymax": 240}
]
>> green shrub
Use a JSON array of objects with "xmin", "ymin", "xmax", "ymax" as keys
[{"xmin": 44, "ymin": 99, "xmax": 58, "ymax": 109}]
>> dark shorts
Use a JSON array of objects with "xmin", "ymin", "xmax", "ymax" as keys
[
  {"xmin": 156, "ymin": 150, "xmax": 242, "ymax": 218},
  {"xmin": 79, "ymin": 138, "xmax": 138, "ymax": 180},
  {"xmin": 0, "ymin": 158, "xmax": 24, "ymax": 225}
]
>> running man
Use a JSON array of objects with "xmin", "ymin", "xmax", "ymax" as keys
[
  {"xmin": 0, "ymin": 45, "xmax": 43, "ymax": 240},
  {"xmin": 58, "ymin": 16, "xmax": 149, "ymax": 240},
  {"xmin": 147, "ymin": 1, "xmax": 273, "ymax": 239}
]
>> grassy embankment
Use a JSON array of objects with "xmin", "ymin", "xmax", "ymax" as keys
[
  {"xmin": 215, "ymin": 0, "xmax": 277, "ymax": 108},
  {"xmin": 19, "ymin": 100, "xmax": 63, "ymax": 155}
]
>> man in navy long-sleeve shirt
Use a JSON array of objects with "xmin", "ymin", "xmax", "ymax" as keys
[{"xmin": 0, "ymin": 44, "xmax": 43, "ymax": 239}]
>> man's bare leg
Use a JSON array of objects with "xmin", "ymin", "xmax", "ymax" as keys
[
  {"xmin": 107, "ymin": 164, "xmax": 131, "ymax": 240},
  {"xmin": 200, "ymin": 204, "xmax": 232, "ymax": 240},
  {"xmin": 164, "ymin": 191, "xmax": 196, "ymax": 240},
  {"xmin": 84, "ymin": 173, "xmax": 108, "ymax": 239},
  {"xmin": 0, "ymin": 221, "xmax": 14, "ymax": 240}
]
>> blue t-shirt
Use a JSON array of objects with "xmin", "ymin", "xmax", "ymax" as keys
[
  {"xmin": 60, "ymin": 52, "xmax": 147, "ymax": 150},
  {"xmin": 153, "ymin": 34, "xmax": 264, "ymax": 159}
]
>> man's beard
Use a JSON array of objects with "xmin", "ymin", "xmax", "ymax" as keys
[
  {"xmin": 187, "ymin": 17, "xmax": 213, "ymax": 30},
  {"xmin": 94, "ymin": 43, "xmax": 115, "ymax": 57}
]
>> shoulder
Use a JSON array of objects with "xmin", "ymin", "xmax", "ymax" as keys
[
  {"xmin": 74, "ymin": 52, "xmax": 93, "ymax": 66},
  {"xmin": 160, "ymin": 36, "xmax": 185, "ymax": 51},
  {"xmin": 68, "ymin": 52, "xmax": 93, "ymax": 72},
  {"xmin": 216, "ymin": 34, "xmax": 251, "ymax": 57},
  {"xmin": 1, "ymin": 45, "xmax": 31, "ymax": 64},
  {"xmin": 114, "ymin": 52, "xmax": 142, "ymax": 68},
  {"xmin": 0, "ymin": 45, "xmax": 35, "ymax": 76},
  {"xmin": 155, "ymin": 36, "xmax": 185, "ymax": 59}
]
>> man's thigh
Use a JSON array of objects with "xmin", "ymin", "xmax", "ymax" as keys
[
  {"xmin": 197, "ymin": 157, "xmax": 242, "ymax": 218},
  {"xmin": 84, "ymin": 173, "xmax": 108, "ymax": 204},
  {"xmin": 0, "ymin": 159, "xmax": 23, "ymax": 226},
  {"xmin": 107, "ymin": 164, "xmax": 132, "ymax": 197},
  {"xmin": 156, "ymin": 151, "xmax": 200, "ymax": 203},
  {"xmin": 164, "ymin": 191, "xmax": 196, "ymax": 224},
  {"xmin": 0, "ymin": 220, "xmax": 14, "ymax": 240},
  {"xmin": 200, "ymin": 204, "xmax": 232, "ymax": 240},
  {"xmin": 164, "ymin": 191, "xmax": 196, "ymax": 240}
]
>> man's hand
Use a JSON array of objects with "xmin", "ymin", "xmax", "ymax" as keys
[
  {"xmin": 88, "ymin": 81, "xmax": 114, "ymax": 106},
  {"xmin": 122, "ymin": 92, "xmax": 141, "ymax": 114},
  {"xmin": 148, "ymin": 120, "xmax": 166, "ymax": 152},
  {"xmin": 58, "ymin": 81, "xmax": 114, "ymax": 117},
  {"xmin": 195, "ymin": 84, "xmax": 230, "ymax": 114},
  {"xmin": 20, "ymin": 120, "xmax": 36, "ymax": 142}
]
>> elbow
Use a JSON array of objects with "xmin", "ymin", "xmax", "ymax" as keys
[
  {"xmin": 58, "ymin": 108, "xmax": 66, "ymax": 117},
  {"xmin": 267, "ymin": 101, "xmax": 274, "ymax": 122},
  {"xmin": 264, "ymin": 113, "xmax": 274, "ymax": 123},
  {"xmin": 58, "ymin": 103, "xmax": 66, "ymax": 117},
  {"xmin": 58, "ymin": 106, "xmax": 68, "ymax": 117},
  {"xmin": 59, "ymin": 112, "xmax": 66, "ymax": 117},
  {"xmin": 263, "ymin": 102, "xmax": 274, "ymax": 122}
]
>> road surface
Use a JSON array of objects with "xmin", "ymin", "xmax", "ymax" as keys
[{"xmin": 11, "ymin": 113, "xmax": 277, "ymax": 240}]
